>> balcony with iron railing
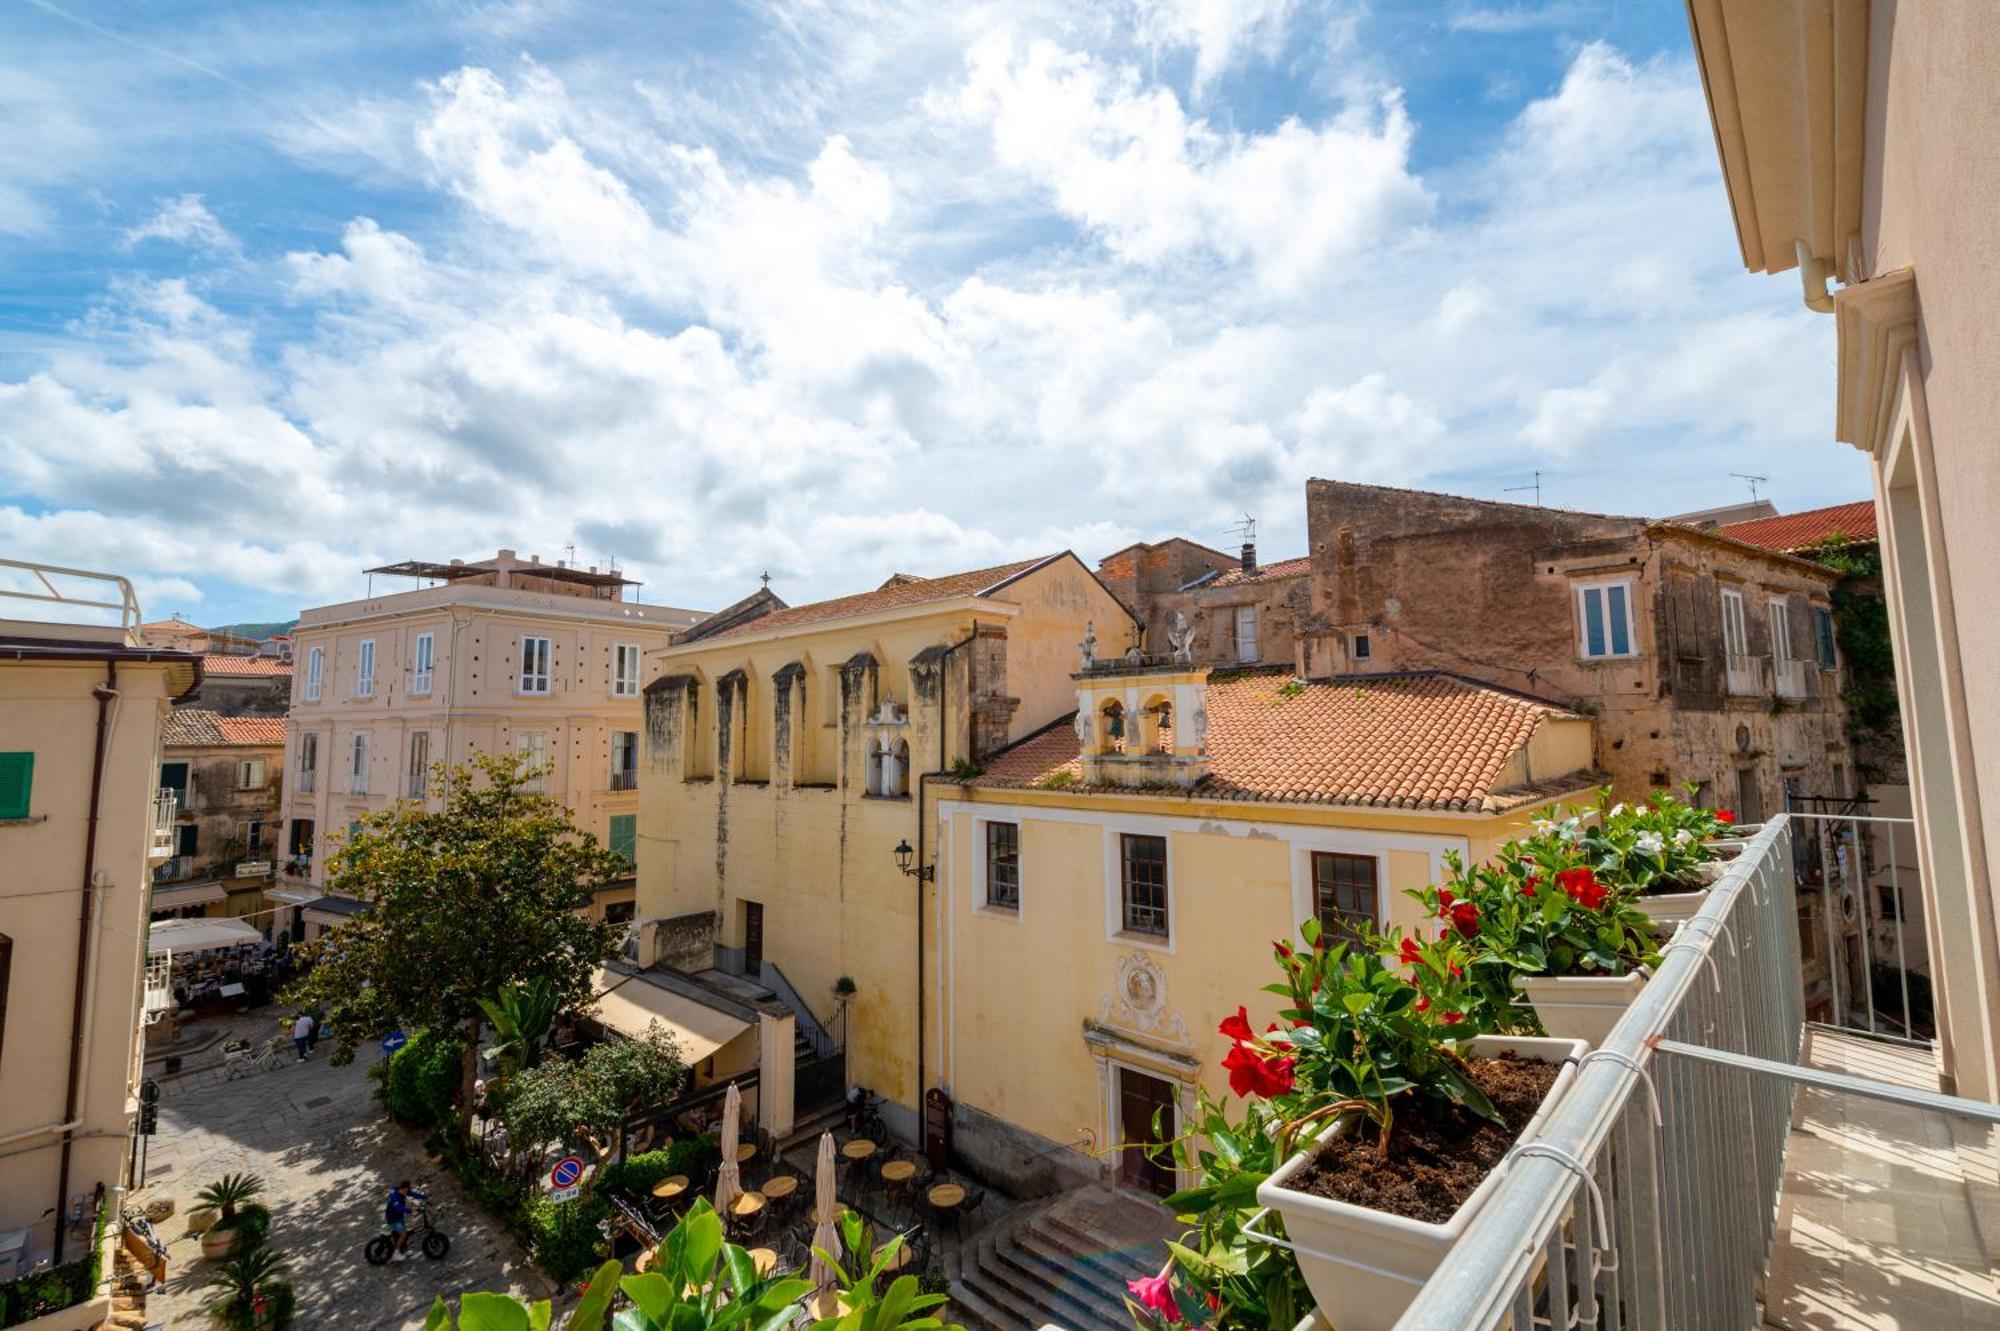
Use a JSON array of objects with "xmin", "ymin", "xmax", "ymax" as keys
[{"xmin": 1367, "ymin": 812, "xmax": 2000, "ymax": 1330}]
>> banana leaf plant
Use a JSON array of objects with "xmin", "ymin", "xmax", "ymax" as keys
[{"xmin": 479, "ymin": 976, "xmax": 562, "ymax": 1076}]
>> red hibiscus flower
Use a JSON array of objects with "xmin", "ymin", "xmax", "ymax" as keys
[
  {"xmin": 1556, "ymin": 867, "xmax": 1607, "ymax": 911},
  {"xmin": 1448, "ymin": 899, "xmax": 1480, "ymax": 937},
  {"xmin": 1398, "ymin": 936, "xmax": 1422, "ymax": 966},
  {"xmin": 1440, "ymin": 1011, "xmax": 1465, "ymax": 1025},
  {"xmin": 1222, "ymin": 1042, "xmax": 1297, "ymax": 1098},
  {"xmin": 1127, "ymin": 1273, "xmax": 1180, "ymax": 1322},
  {"xmin": 1414, "ymin": 994, "xmax": 1431, "ymax": 1013},
  {"xmin": 1218, "ymin": 1006, "xmax": 1255, "ymax": 1044},
  {"xmin": 1522, "ymin": 875, "xmax": 1540, "ymax": 897},
  {"xmin": 1436, "ymin": 888, "xmax": 1456, "ymax": 910},
  {"xmin": 1448, "ymin": 962, "xmax": 1463, "ymax": 978},
  {"xmin": 1715, "ymin": 810, "xmax": 1736, "ymax": 824}
]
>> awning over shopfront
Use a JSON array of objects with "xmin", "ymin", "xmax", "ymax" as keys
[
  {"xmin": 590, "ymin": 966, "xmax": 751, "ymax": 1063},
  {"xmin": 265, "ymin": 885, "xmax": 318, "ymax": 907},
  {"xmin": 151, "ymin": 881, "xmax": 227, "ymax": 910},
  {"xmin": 148, "ymin": 917, "xmax": 264, "ymax": 955}
]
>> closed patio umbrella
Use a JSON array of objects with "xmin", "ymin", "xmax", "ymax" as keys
[
  {"xmin": 808, "ymin": 1130, "xmax": 841, "ymax": 1306},
  {"xmin": 714, "ymin": 1081, "xmax": 744, "ymax": 1217}
]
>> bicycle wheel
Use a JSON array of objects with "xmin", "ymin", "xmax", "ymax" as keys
[
  {"xmin": 422, "ymin": 1231, "xmax": 450, "ymax": 1260},
  {"xmin": 364, "ymin": 1236, "xmax": 394, "ymax": 1266}
]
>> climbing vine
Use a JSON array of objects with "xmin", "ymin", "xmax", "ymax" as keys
[{"xmin": 1802, "ymin": 536, "xmax": 1900, "ymax": 773}]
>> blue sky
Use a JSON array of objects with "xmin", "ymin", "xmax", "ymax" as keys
[{"xmin": 0, "ymin": 1, "xmax": 1865, "ymax": 625}]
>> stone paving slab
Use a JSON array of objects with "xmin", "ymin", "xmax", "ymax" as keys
[{"xmin": 134, "ymin": 1012, "xmax": 546, "ymax": 1329}]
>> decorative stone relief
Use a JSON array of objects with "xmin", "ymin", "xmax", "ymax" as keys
[{"xmin": 1099, "ymin": 949, "xmax": 1191, "ymax": 1045}]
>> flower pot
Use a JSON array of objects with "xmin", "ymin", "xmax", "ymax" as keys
[
  {"xmin": 1639, "ymin": 885, "xmax": 1709, "ymax": 929},
  {"xmin": 201, "ymin": 1225, "xmax": 241, "ymax": 1260},
  {"xmin": 187, "ymin": 1206, "xmax": 220, "ymax": 1235},
  {"xmin": 1255, "ymin": 1034, "xmax": 1587, "ymax": 1331},
  {"xmin": 1514, "ymin": 970, "xmax": 1648, "ymax": 1048}
]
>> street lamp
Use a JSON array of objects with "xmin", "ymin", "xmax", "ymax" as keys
[{"xmin": 893, "ymin": 839, "xmax": 933, "ymax": 881}]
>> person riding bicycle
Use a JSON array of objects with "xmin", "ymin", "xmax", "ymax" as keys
[{"xmin": 385, "ymin": 1180, "xmax": 427, "ymax": 1262}]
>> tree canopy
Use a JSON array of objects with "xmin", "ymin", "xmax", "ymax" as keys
[
  {"xmin": 282, "ymin": 752, "xmax": 629, "ymax": 1137},
  {"xmin": 499, "ymin": 1023, "xmax": 688, "ymax": 1191}
]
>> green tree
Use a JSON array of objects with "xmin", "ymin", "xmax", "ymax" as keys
[
  {"xmin": 282, "ymin": 753, "xmax": 627, "ymax": 1142},
  {"xmin": 479, "ymin": 976, "xmax": 563, "ymax": 1077},
  {"xmin": 499, "ymin": 1025, "xmax": 688, "ymax": 1195}
]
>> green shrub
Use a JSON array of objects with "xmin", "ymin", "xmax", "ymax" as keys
[
  {"xmin": 519, "ymin": 1194, "xmax": 612, "ymax": 1285},
  {"xmin": 597, "ymin": 1133, "xmax": 718, "ymax": 1197},
  {"xmin": 377, "ymin": 1028, "xmax": 463, "ymax": 1128},
  {"xmin": 0, "ymin": 1203, "xmax": 104, "ymax": 1328}
]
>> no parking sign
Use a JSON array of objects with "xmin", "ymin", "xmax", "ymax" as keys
[{"xmin": 547, "ymin": 1155, "xmax": 584, "ymax": 1202}]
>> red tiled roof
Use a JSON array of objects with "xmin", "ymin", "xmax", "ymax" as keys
[
  {"xmin": 971, "ymin": 670, "xmax": 1589, "ymax": 812},
  {"xmin": 1203, "ymin": 555, "xmax": 1310, "ymax": 588},
  {"xmin": 200, "ymin": 654, "xmax": 291, "ymax": 676},
  {"xmin": 697, "ymin": 555, "xmax": 1064, "ymax": 642},
  {"xmin": 1719, "ymin": 501, "xmax": 1877, "ymax": 553},
  {"xmin": 164, "ymin": 709, "xmax": 286, "ymax": 748}
]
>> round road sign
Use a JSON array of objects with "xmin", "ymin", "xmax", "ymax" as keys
[{"xmin": 549, "ymin": 1156, "xmax": 585, "ymax": 1190}]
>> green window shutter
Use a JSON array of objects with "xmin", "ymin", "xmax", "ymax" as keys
[
  {"xmin": 608, "ymin": 814, "xmax": 636, "ymax": 867},
  {"xmin": 0, "ymin": 753, "xmax": 32, "ymax": 820}
]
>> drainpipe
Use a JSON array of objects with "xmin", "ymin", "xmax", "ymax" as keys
[
  {"xmin": 55, "ymin": 663, "xmax": 116, "ymax": 1262},
  {"xmin": 913, "ymin": 630, "xmax": 979, "ymax": 1120},
  {"xmin": 1796, "ymin": 240, "xmax": 1836, "ymax": 313}
]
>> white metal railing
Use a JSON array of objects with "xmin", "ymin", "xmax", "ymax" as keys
[
  {"xmin": 1788, "ymin": 808, "xmax": 1925, "ymax": 1042},
  {"xmin": 1724, "ymin": 652, "xmax": 1766, "ymax": 696},
  {"xmin": 142, "ymin": 954, "xmax": 174, "ymax": 1024},
  {"xmin": 149, "ymin": 790, "xmax": 177, "ymax": 858},
  {"xmin": 1394, "ymin": 817, "xmax": 1805, "ymax": 1329},
  {"xmin": 0, "ymin": 557, "xmax": 142, "ymax": 633}
]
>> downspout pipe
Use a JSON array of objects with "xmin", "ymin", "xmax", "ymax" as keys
[
  {"xmin": 1797, "ymin": 239, "xmax": 1836, "ymax": 313},
  {"xmin": 56, "ymin": 663, "xmax": 116, "ymax": 1262},
  {"xmin": 914, "ymin": 629, "xmax": 979, "ymax": 1125}
]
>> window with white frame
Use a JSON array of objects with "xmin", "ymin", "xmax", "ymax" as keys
[
  {"xmin": 612, "ymin": 643, "xmax": 642, "ymax": 697},
  {"xmin": 1234, "ymin": 606, "xmax": 1259, "ymax": 663},
  {"xmin": 1311, "ymin": 852, "xmax": 1379, "ymax": 946},
  {"xmin": 611, "ymin": 731, "xmax": 638, "ymax": 790},
  {"xmin": 985, "ymin": 821, "xmax": 1020, "ymax": 911},
  {"xmin": 411, "ymin": 632, "xmax": 435, "ymax": 695},
  {"xmin": 355, "ymin": 639, "xmax": 376, "ymax": 697},
  {"xmin": 1573, "ymin": 578, "xmax": 1636, "ymax": 660},
  {"xmin": 296, "ymin": 732, "xmax": 318, "ymax": 793},
  {"xmin": 1720, "ymin": 587, "xmax": 1749, "ymax": 660},
  {"xmin": 407, "ymin": 731, "xmax": 430, "ymax": 798},
  {"xmin": 1120, "ymin": 833, "xmax": 1169, "ymax": 937},
  {"xmin": 304, "ymin": 646, "xmax": 323, "ymax": 702},
  {"xmin": 1767, "ymin": 596, "xmax": 1794, "ymax": 665},
  {"xmin": 235, "ymin": 758, "xmax": 266, "ymax": 790},
  {"xmin": 348, "ymin": 733, "xmax": 370, "ymax": 795},
  {"xmin": 516, "ymin": 731, "xmax": 549, "ymax": 792},
  {"xmin": 519, "ymin": 636, "xmax": 552, "ymax": 695}
]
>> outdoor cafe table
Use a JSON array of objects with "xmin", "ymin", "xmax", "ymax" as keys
[
  {"xmin": 761, "ymin": 1175, "xmax": 799, "ymax": 1200},
  {"xmin": 736, "ymin": 1143, "xmax": 758, "ymax": 1164},
  {"xmin": 880, "ymin": 1241, "xmax": 916, "ymax": 1273},
  {"xmin": 880, "ymin": 1160, "xmax": 917, "ymax": 1184},
  {"xmin": 727, "ymin": 1191, "xmax": 766, "ymax": 1219},
  {"xmin": 925, "ymin": 1182, "xmax": 965, "ymax": 1210},
  {"xmin": 651, "ymin": 1175, "xmax": 690, "ymax": 1200},
  {"xmin": 840, "ymin": 1139, "xmax": 877, "ymax": 1162},
  {"xmin": 748, "ymin": 1247, "xmax": 779, "ymax": 1276}
]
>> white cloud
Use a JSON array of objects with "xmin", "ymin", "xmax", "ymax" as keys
[
  {"xmin": 123, "ymin": 194, "xmax": 238, "ymax": 253},
  {"xmin": 1129, "ymin": 0, "xmax": 1301, "ymax": 94}
]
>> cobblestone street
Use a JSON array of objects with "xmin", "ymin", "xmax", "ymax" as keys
[{"xmin": 133, "ymin": 1014, "xmax": 546, "ymax": 1329}]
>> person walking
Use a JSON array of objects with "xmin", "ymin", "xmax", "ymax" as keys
[{"xmin": 292, "ymin": 1012, "xmax": 314, "ymax": 1062}]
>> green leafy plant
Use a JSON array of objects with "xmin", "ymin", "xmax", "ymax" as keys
[
  {"xmin": 281, "ymin": 753, "xmax": 629, "ymax": 1144},
  {"xmin": 518, "ymin": 1194, "xmax": 615, "ymax": 1287},
  {"xmin": 1034, "ymin": 769, "xmax": 1076, "ymax": 790},
  {"xmin": 597, "ymin": 1134, "xmax": 719, "ymax": 1197},
  {"xmin": 203, "ymin": 1245, "xmax": 295, "ymax": 1331},
  {"xmin": 195, "ymin": 1173, "xmax": 266, "ymax": 1223},
  {"xmin": 377, "ymin": 1028, "xmax": 467, "ymax": 1128},
  {"xmin": 499, "ymin": 1027, "xmax": 688, "ymax": 1196},
  {"xmin": 809, "ymin": 1211, "xmax": 956, "ymax": 1330},
  {"xmin": 479, "ymin": 976, "xmax": 562, "ymax": 1077}
]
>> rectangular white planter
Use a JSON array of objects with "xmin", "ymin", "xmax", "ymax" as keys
[
  {"xmin": 1514, "ymin": 970, "xmax": 1649, "ymax": 1048},
  {"xmin": 1255, "ymin": 1034, "xmax": 1587, "ymax": 1331}
]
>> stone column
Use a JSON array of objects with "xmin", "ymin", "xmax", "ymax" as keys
[{"xmin": 758, "ymin": 1008, "xmax": 797, "ymax": 1140}]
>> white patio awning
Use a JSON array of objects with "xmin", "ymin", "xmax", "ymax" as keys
[
  {"xmin": 147, "ymin": 917, "xmax": 264, "ymax": 955},
  {"xmin": 589, "ymin": 967, "xmax": 751, "ymax": 1063},
  {"xmin": 265, "ymin": 885, "xmax": 318, "ymax": 906},
  {"xmin": 151, "ymin": 881, "xmax": 227, "ymax": 910}
]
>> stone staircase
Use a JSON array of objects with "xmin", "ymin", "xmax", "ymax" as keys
[{"xmin": 949, "ymin": 1186, "xmax": 1175, "ymax": 1331}]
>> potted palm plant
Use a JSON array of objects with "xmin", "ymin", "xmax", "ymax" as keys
[
  {"xmin": 195, "ymin": 1173, "xmax": 270, "ymax": 1261},
  {"xmin": 204, "ymin": 1245, "xmax": 295, "ymax": 1330},
  {"xmin": 1239, "ymin": 923, "xmax": 1584, "ymax": 1331}
]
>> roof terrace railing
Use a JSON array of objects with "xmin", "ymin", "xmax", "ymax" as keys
[
  {"xmin": 0, "ymin": 557, "xmax": 142, "ymax": 634},
  {"xmin": 1394, "ymin": 816, "xmax": 1806, "ymax": 1330}
]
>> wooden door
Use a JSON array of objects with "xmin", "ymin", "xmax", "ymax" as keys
[
  {"xmin": 1118, "ymin": 1068, "xmax": 1178, "ymax": 1196},
  {"xmin": 742, "ymin": 900, "xmax": 764, "ymax": 973}
]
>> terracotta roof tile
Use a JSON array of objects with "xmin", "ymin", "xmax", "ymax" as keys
[
  {"xmin": 200, "ymin": 654, "xmax": 292, "ymax": 676},
  {"xmin": 697, "ymin": 555, "xmax": 1063, "ymax": 642},
  {"xmin": 1718, "ymin": 501, "xmax": 1876, "ymax": 553},
  {"xmin": 164, "ymin": 709, "xmax": 286, "ymax": 747},
  {"xmin": 971, "ymin": 669, "xmax": 1589, "ymax": 813},
  {"xmin": 1203, "ymin": 555, "xmax": 1311, "ymax": 588}
]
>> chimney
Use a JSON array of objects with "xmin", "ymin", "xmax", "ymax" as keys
[{"xmin": 1240, "ymin": 542, "xmax": 1256, "ymax": 574}]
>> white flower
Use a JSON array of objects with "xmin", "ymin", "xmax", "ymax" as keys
[
  {"xmin": 1672, "ymin": 828, "xmax": 1695, "ymax": 847},
  {"xmin": 1558, "ymin": 817, "xmax": 1583, "ymax": 842},
  {"xmin": 1609, "ymin": 803, "xmax": 1627, "ymax": 818},
  {"xmin": 1636, "ymin": 831, "xmax": 1665, "ymax": 857},
  {"xmin": 1531, "ymin": 818, "xmax": 1554, "ymax": 835}
]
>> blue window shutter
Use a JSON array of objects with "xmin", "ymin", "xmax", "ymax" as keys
[
  {"xmin": 609, "ymin": 814, "xmax": 636, "ymax": 866},
  {"xmin": 0, "ymin": 753, "xmax": 32, "ymax": 819},
  {"xmin": 1582, "ymin": 589, "xmax": 1606, "ymax": 657},
  {"xmin": 1607, "ymin": 584, "xmax": 1630, "ymax": 655}
]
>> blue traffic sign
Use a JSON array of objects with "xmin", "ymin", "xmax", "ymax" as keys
[
  {"xmin": 549, "ymin": 1156, "xmax": 585, "ymax": 1189},
  {"xmin": 381, "ymin": 1031, "xmax": 408, "ymax": 1055}
]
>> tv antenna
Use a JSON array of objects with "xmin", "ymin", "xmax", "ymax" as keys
[
  {"xmin": 1224, "ymin": 514, "xmax": 1257, "ymax": 544},
  {"xmin": 1730, "ymin": 472, "xmax": 1770, "ymax": 503},
  {"xmin": 1504, "ymin": 471, "xmax": 1543, "ymax": 506}
]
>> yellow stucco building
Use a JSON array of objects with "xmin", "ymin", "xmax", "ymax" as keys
[{"xmin": 634, "ymin": 552, "xmax": 1600, "ymax": 1196}]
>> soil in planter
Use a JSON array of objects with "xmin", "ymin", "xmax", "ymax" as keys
[
  {"xmin": 1640, "ymin": 874, "xmax": 1706, "ymax": 897},
  {"xmin": 1290, "ymin": 1055, "xmax": 1561, "ymax": 1225}
]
